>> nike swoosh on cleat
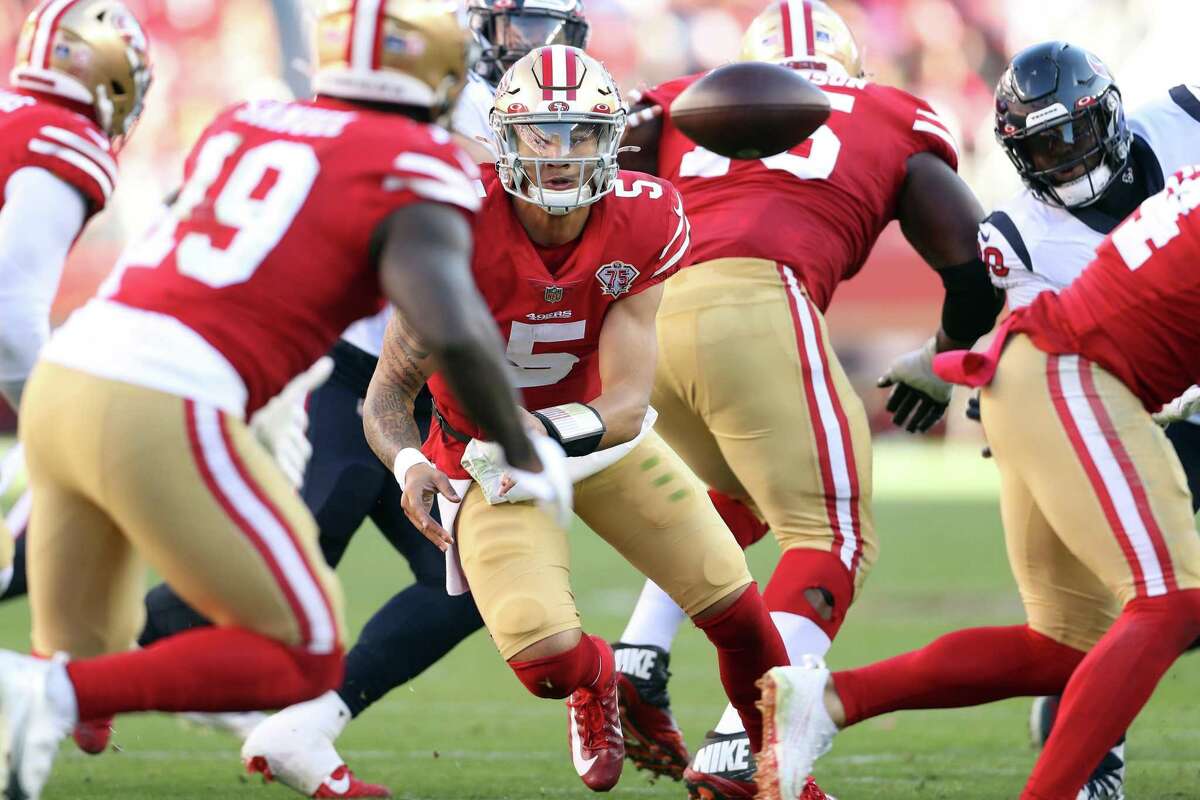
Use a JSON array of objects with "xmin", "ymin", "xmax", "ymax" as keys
[
  {"xmin": 569, "ymin": 706, "xmax": 598, "ymax": 775},
  {"xmin": 324, "ymin": 773, "xmax": 351, "ymax": 795}
]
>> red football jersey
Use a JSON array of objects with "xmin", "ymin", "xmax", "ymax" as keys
[
  {"xmin": 642, "ymin": 70, "xmax": 959, "ymax": 312},
  {"xmin": 424, "ymin": 166, "xmax": 691, "ymax": 477},
  {"xmin": 102, "ymin": 97, "xmax": 481, "ymax": 415},
  {"xmin": 0, "ymin": 87, "xmax": 116, "ymax": 216},
  {"xmin": 1012, "ymin": 167, "xmax": 1200, "ymax": 410}
]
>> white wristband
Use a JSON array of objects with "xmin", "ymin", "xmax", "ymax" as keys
[{"xmin": 393, "ymin": 448, "xmax": 432, "ymax": 487}]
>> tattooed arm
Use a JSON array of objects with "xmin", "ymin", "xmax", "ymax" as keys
[{"xmin": 374, "ymin": 202, "xmax": 539, "ymax": 471}]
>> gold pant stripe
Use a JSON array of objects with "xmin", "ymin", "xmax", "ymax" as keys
[
  {"xmin": 777, "ymin": 263, "xmax": 867, "ymax": 576},
  {"xmin": 184, "ymin": 400, "xmax": 339, "ymax": 654},
  {"xmin": 1046, "ymin": 353, "xmax": 1180, "ymax": 598}
]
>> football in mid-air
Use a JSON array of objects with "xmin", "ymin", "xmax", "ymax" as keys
[{"xmin": 669, "ymin": 62, "xmax": 831, "ymax": 160}]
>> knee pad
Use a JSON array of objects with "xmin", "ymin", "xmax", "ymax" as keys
[
  {"xmin": 708, "ymin": 490, "xmax": 769, "ymax": 550},
  {"xmin": 763, "ymin": 548, "xmax": 854, "ymax": 640}
]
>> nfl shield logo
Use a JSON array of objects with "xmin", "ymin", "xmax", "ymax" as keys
[
  {"xmin": 544, "ymin": 285, "xmax": 564, "ymax": 303},
  {"xmin": 596, "ymin": 261, "xmax": 640, "ymax": 298}
]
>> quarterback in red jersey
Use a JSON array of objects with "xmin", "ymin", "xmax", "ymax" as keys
[
  {"xmin": 363, "ymin": 46, "xmax": 788, "ymax": 794},
  {"xmin": 0, "ymin": 4, "xmax": 569, "ymax": 799},
  {"xmin": 754, "ymin": 168, "xmax": 1200, "ymax": 800},
  {"xmin": 610, "ymin": 2, "xmax": 1004, "ymax": 795}
]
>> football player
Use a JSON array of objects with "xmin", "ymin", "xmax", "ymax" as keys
[
  {"xmin": 0, "ymin": 3, "xmax": 571, "ymax": 798},
  {"xmin": 360, "ymin": 46, "xmax": 789, "ymax": 794},
  {"xmin": 976, "ymin": 42, "xmax": 1200, "ymax": 798},
  {"xmin": 755, "ymin": 165, "xmax": 1200, "ymax": 800},
  {"xmin": 609, "ymin": 2, "xmax": 1002, "ymax": 795},
  {"xmin": 0, "ymin": 0, "xmax": 150, "ymax": 754},
  {"xmin": 132, "ymin": 3, "xmax": 593, "ymax": 795}
]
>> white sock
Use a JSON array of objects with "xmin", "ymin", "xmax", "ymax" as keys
[
  {"xmin": 619, "ymin": 580, "xmax": 687, "ymax": 652},
  {"xmin": 46, "ymin": 661, "xmax": 79, "ymax": 725},
  {"xmin": 710, "ymin": 612, "xmax": 833, "ymax": 737}
]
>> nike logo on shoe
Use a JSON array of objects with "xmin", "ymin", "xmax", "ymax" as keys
[
  {"xmin": 569, "ymin": 705, "xmax": 599, "ymax": 775},
  {"xmin": 614, "ymin": 647, "xmax": 657, "ymax": 681},
  {"xmin": 691, "ymin": 736, "xmax": 752, "ymax": 773},
  {"xmin": 324, "ymin": 770, "xmax": 351, "ymax": 795}
]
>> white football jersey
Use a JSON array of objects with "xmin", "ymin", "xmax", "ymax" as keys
[
  {"xmin": 341, "ymin": 74, "xmax": 497, "ymax": 358},
  {"xmin": 979, "ymin": 84, "xmax": 1200, "ymax": 309}
]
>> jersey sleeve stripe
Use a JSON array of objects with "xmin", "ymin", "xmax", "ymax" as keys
[
  {"xmin": 984, "ymin": 211, "xmax": 1032, "ymax": 271},
  {"xmin": 385, "ymin": 177, "xmax": 481, "ymax": 212},
  {"xmin": 28, "ymin": 138, "xmax": 114, "ymax": 200},
  {"xmin": 393, "ymin": 152, "xmax": 476, "ymax": 190},
  {"xmin": 658, "ymin": 196, "xmax": 687, "ymax": 259},
  {"xmin": 915, "ymin": 108, "xmax": 951, "ymax": 130},
  {"xmin": 912, "ymin": 119, "xmax": 959, "ymax": 158},
  {"xmin": 39, "ymin": 125, "xmax": 118, "ymax": 180},
  {"xmin": 1168, "ymin": 85, "xmax": 1200, "ymax": 125},
  {"xmin": 653, "ymin": 216, "xmax": 691, "ymax": 277}
]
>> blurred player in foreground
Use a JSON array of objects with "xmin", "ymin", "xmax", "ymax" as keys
[
  {"xmin": 610, "ymin": 2, "xmax": 1002, "ymax": 796},
  {"xmin": 0, "ymin": 2, "xmax": 570, "ymax": 798},
  {"xmin": 756, "ymin": 166, "xmax": 1200, "ymax": 800},
  {"xmin": 360, "ymin": 46, "xmax": 788, "ymax": 794},
  {"xmin": 978, "ymin": 41, "xmax": 1200, "ymax": 798}
]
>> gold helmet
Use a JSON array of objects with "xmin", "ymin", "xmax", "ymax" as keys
[
  {"xmin": 490, "ymin": 45, "xmax": 625, "ymax": 215},
  {"xmin": 313, "ymin": 0, "xmax": 473, "ymax": 121},
  {"xmin": 11, "ymin": 0, "xmax": 151, "ymax": 146},
  {"xmin": 741, "ymin": 0, "xmax": 864, "ymax": 79}
]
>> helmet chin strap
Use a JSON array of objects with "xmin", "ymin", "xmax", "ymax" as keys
[{"xmin": 1054, "ymin": 162, "xmax": 1114, "ymax": 207}]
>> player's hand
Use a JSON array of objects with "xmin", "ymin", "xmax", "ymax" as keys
[
  {"xmin": 400, "ymin": 463, "xmax": 460, "ymax": 551},
  {"xmin": 503, "ymin": 433, "xmax": 573, "ymax": 528},
  {"xmin": 1153, "ymin": 385, "xmax": 1200, "ymax": 426},
  {"xmin": 249, "ymin": 356, "xmax": 334, "ymax": 488},
  {"xmin": 877, "ymin": 337, "xmax": 953, "ymax": 433}
]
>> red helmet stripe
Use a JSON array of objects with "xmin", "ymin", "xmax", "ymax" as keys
[
  {"xmin": 346, "ymin": 0, "xmax": 359, "ymax": 64},
  {"xmin": 565, "ymin": 49, "xmax": 578, "ymax": 101},
  {"xmin": 371, "ymin": 0, "xmax": 387, "ymax": 69},
  {"xmin": 32, "ymin": 0, "xmax": 81, "ymax": 69},
  {"xmin": 802, "ymin": 0, "xmax": 816, "ymax": 57},
  {"xmin": 349, "ymin": 0, "xmax": 383, "ymax": 70},
  {"xmin": 541, "ymin": 47, "xmax": 555, "ymax": 101},
  {"xmin": 779, "ymin": 1, "xmax": 795, "ymax": 58}
]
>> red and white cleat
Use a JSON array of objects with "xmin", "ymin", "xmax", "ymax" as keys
[
  {"xmin": 247, "ymin": 758, "xmax": 391, "ymax": 798},
  {"xmin": 566, "ymin": 637, "xmax": 625, "ymax": 791},
  {"xmin": 613, "ymin": 643, "xmax": 689, "ymax": 780},
  {"xmin": 72, "ymin": 716, "xmax": 113, "ymax": 755},
  {"xmin": 798, "ymin": 775, "xmax": 831, "ymax": 800}
]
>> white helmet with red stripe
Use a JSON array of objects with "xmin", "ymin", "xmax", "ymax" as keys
[
  {"xmin": 313, "ymin": 0, "xmax": 474, "ymax": 121},
  {"xmin": 741, "ymin": 0, "xmax": 864, "ymax": 79},
  {"xmin": 11, "ymin": 0, "xmax": 151, "ymax": 147},
  {"xmin": 490, "ymin": 45, "xmax": 625, "ymax": 216}
]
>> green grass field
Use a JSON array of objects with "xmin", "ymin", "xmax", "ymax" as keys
[{"xmin": 0, "ymin": 441, "xmax": 1197, "ymax": 799}]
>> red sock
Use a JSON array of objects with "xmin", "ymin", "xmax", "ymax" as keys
[
  {"xmin": 763, "ymin": 548, "xmax": 855, "ymax": 640},
  {"xmin": 1023, "ymin": 590, "xmax": 1200, "ymax": 800},
  {"xmin": 695, "ymin": 583, "xmax": 789, "ymax": 751},
  {"xmin": 65, "ymin": 627, "xmax": 343, "ymax": 720},
  {"xmin": 833, "ymin": 625, "xmax": 1084, "ymax": 726},
  {"xmin": 510, "ymin": 633, "xmax": 612, "ymax": 699},
  {"xmin": 708, "ymin": 489, "xmax": 770, "ymax": 549}
]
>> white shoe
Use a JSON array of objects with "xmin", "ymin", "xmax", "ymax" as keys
[
  {"xmin": 754, "ymin": 662, "xmax": 839, "ymax": 800},
  {"xmin": 0, "ymin": 651, "xmax": 73, "ymax": 800},
  {"xmin": 241, "ymin": 691, "xmax": 351, "ymax": 796},
  {"xmin": 180, "ymin": 711, "xmax": 268, "ymax": 741}
]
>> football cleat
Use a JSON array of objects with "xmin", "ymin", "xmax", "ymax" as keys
[
  {"xmin": 612, "ymin": 642, "xmax": 689, "ymax": 780},
  {"xmin": 566, "ymin": 638, "xmax": 625, "ymax": 791},
  {"xmin": 240, "ymin": 691, "xmax": 385, "ymax": 798},
  {"xmin": 71, "ymin": 716, "xmax": 112, "ymax": 755},
  {"xmin": 753, "ymin": 664, "xmax": 838, "ymax": 800},
  {"xmin": 1029, "ymin": 695, "xmax": 1058, "ymax": 748},
  {"xmin": 684, "ymin": 730, "xmax": 756, "ymax": 799},
  {"xmin": 0, "ymin": 651, "xmax": 73, "ymax": 800}
]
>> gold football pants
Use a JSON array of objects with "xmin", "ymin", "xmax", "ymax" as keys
[
  {"xmin": 651, "ymin": 257, "xmax": 876, "ymax": 592},
  {"xmin": 20, "ymin": 363, "xmax": 344, "ymax": 658},
  {"xmin": 456, "ymin": 430, "xmax": 752, "ymax": 659},
  {"xmin": 983, "ymin": 335, "xmax": 1200, "ymax": 651}
]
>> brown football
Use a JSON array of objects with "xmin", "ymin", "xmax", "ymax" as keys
[{"xmin": 669, "ymin": 62, "xmax": 831, "ymax": 160}]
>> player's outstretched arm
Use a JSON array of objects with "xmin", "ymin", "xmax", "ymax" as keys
[
  {"xmin": 879, "ymin": 153, "xmax": 1005, "ymax": 433},
  {"xmin": 589, "ymin": 283, "xmax": 665, "ymax": 448},
  {"xmin": 375, "ymin": 202, "xmax": 539, "ymax": 472}
]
